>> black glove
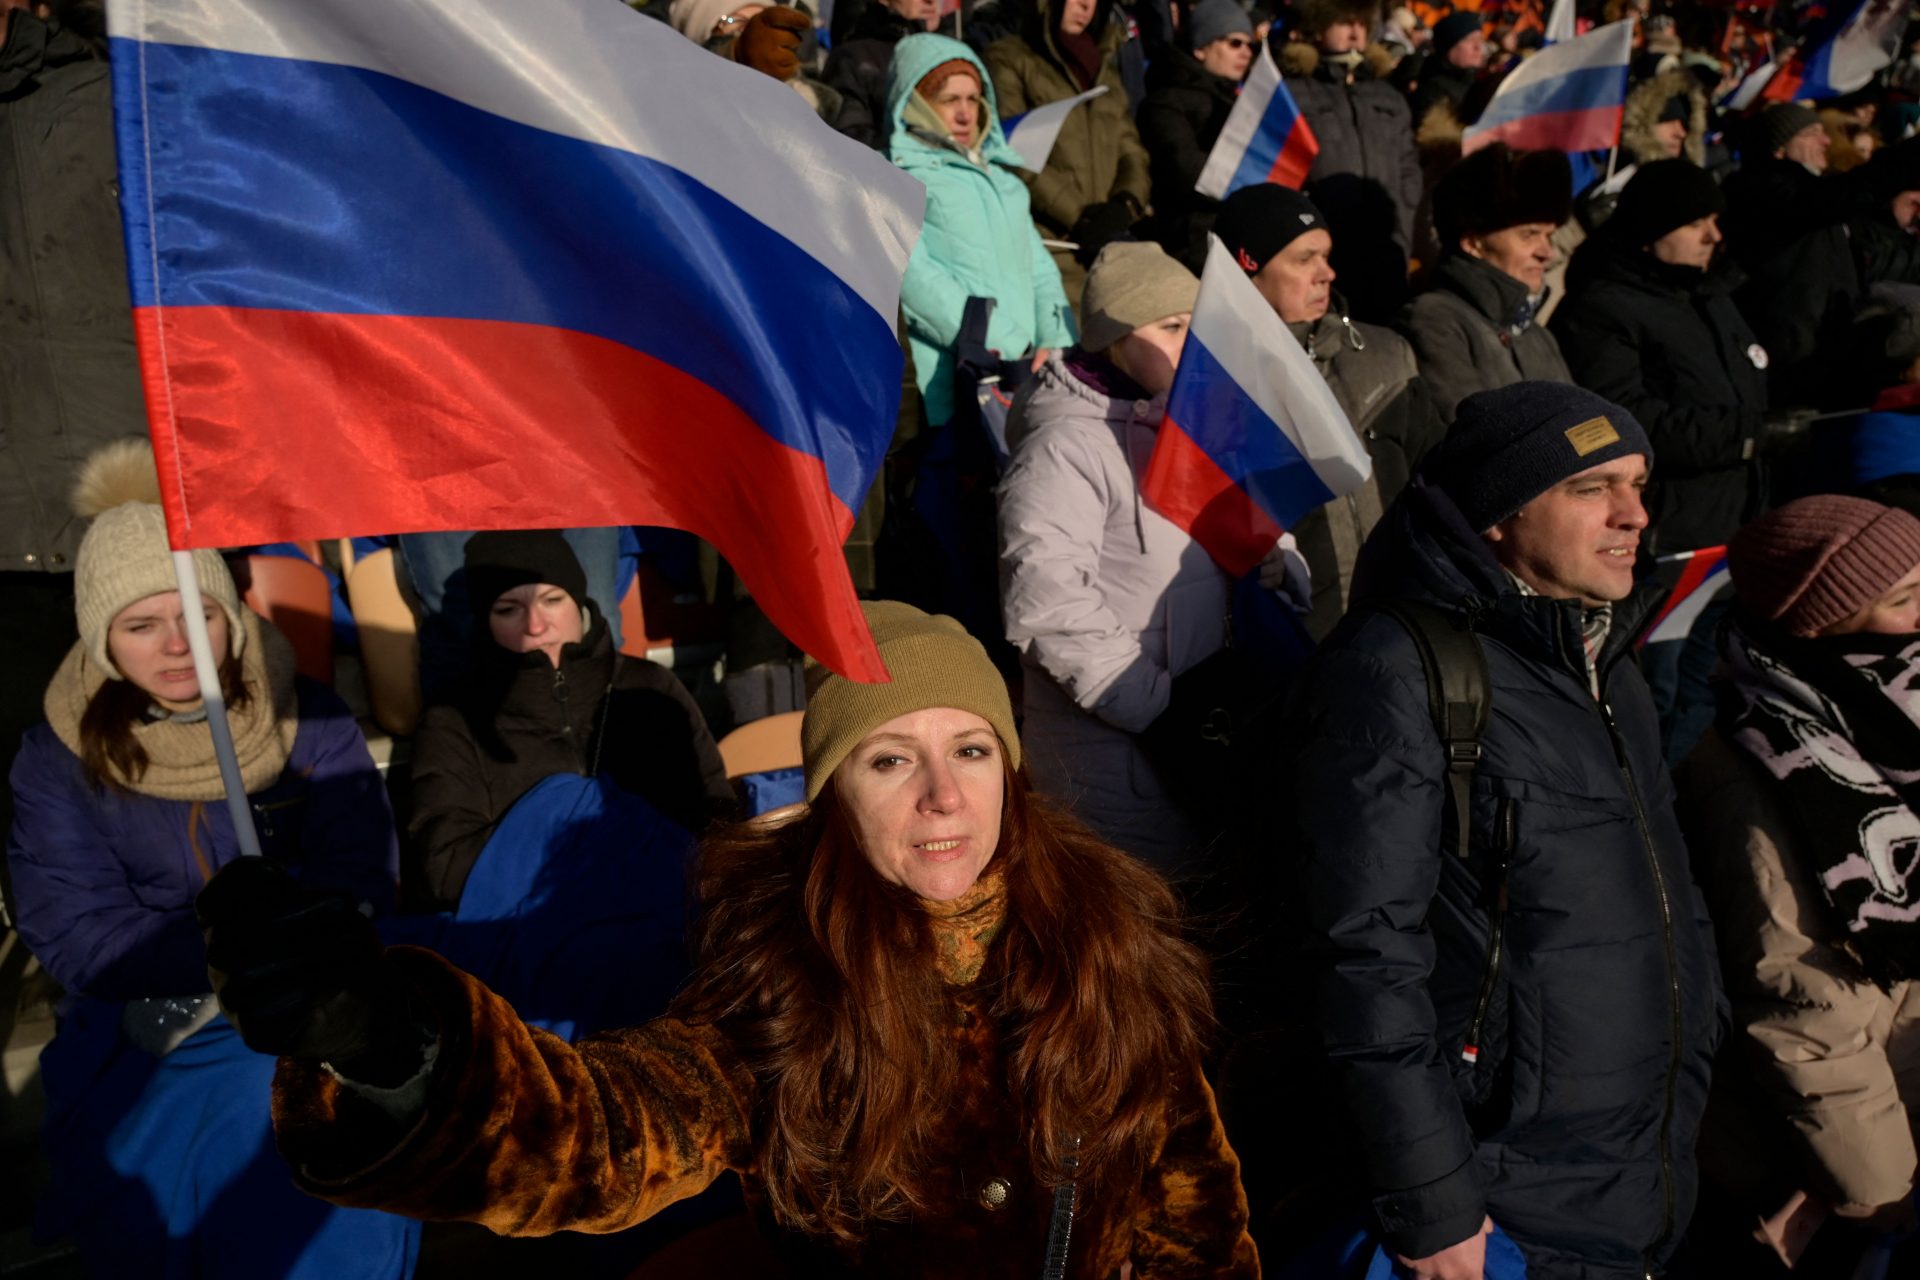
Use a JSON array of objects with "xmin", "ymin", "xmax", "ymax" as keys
[
  {"xmin": 1069, "ymin": 196, "xmax": 1142, "ymax": 265},
  {"xmin": 1138, "ymin": 647, "xmax": 1262, "ymax": 820},
  {"xmin": 197, "ymin": 859, "xmax": 429, "ymax": 1085}
]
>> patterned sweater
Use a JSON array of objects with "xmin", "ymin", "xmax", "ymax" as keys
[{"xmin": 270, "ymin": 875, "xmax": 1260, "ymax": 1278}]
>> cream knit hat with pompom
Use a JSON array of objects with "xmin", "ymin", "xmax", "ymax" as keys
[{"xmin": 72, "ymin": 439, "xmax": 245, "ymax": 680}]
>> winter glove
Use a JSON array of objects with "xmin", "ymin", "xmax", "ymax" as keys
[
  {"xmin": 1069, "ymin": 195, "xmax": 1143, "ymax": 265},
  {"xmin": 732, "ymin": 6, "xmax": 809, "ymax": 82},
  {"xmin": 1257, "ymin": 533, "xmax": 1312, "ymax": 614},
  {"xmin": 197, "ymin": 859, "xmax": 431, "ymax": 1086}
]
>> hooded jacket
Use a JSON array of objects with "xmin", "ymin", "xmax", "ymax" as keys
[
  {"xmin": 0, "ymin": 10, "xmax": 148, "ymax": 573},
  {"xmin": 1399, "ymin": 253, "xmax": 1573, "ymax": 420},
  {"xmin": 889, "ymin": 35, "xmax": 1076, "ymax": 427},
  {"xmin": 982, "ymin": 0, "xmax": 1153, "ymax": 300},
  {"xmin": 406, "ymin": 610, "xmax": 731, "ymax": 910},
  {"xmin": 1284, "ymin": 482, "xmax": 1724, "ymax": 1277},
  {"xmin": 997, "ymin": 352, "xmax": 1230, "ymax": 869},
  {"xmin": 1137, "ymin": 51, "xmax": 1239, "ymax": 273},
  {"xmin": 1551, "ymin": 236, "xmax": 1770, "ymax": 554},
  {"xmin": 1620, "ymin": 69, "xmax": 1707, "ymax": 168}
]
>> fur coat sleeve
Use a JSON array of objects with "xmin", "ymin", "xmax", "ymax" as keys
[{"xmin": 272, "ymin": 946, "xmax": 756, "ymax": 1235}]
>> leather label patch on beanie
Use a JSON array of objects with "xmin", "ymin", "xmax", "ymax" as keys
[{"xmin": 1564, "ymin": 416, "xmax": 1621, "ymax": 456}]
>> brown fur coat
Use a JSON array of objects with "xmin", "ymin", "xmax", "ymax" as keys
[{"xmin": 270, "ymin": 882, "xmax": 1259, "ymax": 1278}]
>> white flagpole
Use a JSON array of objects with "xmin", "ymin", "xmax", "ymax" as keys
[
  {"xmin": 1605, "ymin": 144, "xmax": 1619, "ymax": 181},
  {"xmin": 171, "ymin": 550, "xmax": 263, "ymax": 858}
]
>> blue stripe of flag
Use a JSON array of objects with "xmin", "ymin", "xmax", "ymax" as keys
[{"xmin": 1164, "ymin": 334, "xmax": 1336, "ymax": 530}]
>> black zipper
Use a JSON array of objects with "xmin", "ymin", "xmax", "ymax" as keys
[
  {"xmin": 1461, "ymin": 798, "xmax": 1517, "ymax": 1067},
  {"xmin": 1599, "ymin": 698, "xmax": 1682, "ymax": 1267}
]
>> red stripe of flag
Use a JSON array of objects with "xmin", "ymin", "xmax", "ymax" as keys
[{"xmin": 1141, "ymin": 417, "xmax": 1284, "ymax": 577}]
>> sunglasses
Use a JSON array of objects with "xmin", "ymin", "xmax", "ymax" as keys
[{"xmin": 1220, "ymin": 35, "xmax": 1255, "ymax": 49}]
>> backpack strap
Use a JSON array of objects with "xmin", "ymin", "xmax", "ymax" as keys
[{"xmin": 1372, "ymin": 602, "xmax": 1491, "ymax": 862}]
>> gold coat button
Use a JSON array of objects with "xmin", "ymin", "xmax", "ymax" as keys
[{"xmin": 978, "ymin": 1177, "xmax": 1011, "ymax": 1210}]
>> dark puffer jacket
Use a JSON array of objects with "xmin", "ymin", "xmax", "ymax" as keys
[
  {"xmin": 0, "ymin": 10, "xmax": 147, "ymax": 573},
  {"xmin": 1136, "ymin": 51, "xmax": 1238, "ymax": 273},
  {"xmin": 406, "ymin": 612, "xmax": 732, "ymax": 909},
  {"xmin": 1551, "ymin": 237, "xmax": 1769, "ymax": 555},
  {"xmin": 1284, "ymin": 482, "xmax": 1724, "ymax": 1278},
  {"xmin": 1398, "ymin": 254, "xmax": 1573, "ymax": 420}
]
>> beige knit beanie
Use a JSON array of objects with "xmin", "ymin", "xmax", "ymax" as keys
[
  {"xmin": 72, "ymin": 439, "xmax": 245, "ymax": 681},
  {"xmin": 1079, "ymin": 241, "xmax": 1199, "ymax": 354},
  {"xmin": 801, "ymin": 600, "xmax": 1021, "ymax": 801}
]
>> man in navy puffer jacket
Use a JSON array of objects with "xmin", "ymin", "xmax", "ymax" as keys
[{"xmin": 1283, "ymin": 381, "xmax": 1725, "ymax": 1279}]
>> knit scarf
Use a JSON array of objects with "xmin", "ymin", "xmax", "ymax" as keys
[
  {"xmin": 922, "ymin": 865, "xmax": 1006, "ymax": 985},
  {"xmin": 1719, "ymin": 619, "xmax": 1920, "ymax": 983},
  {"xmin": 43, "ymin": 610, "xmax": 300, "ymax": 801}
]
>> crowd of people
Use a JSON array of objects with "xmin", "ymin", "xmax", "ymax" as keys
[{"xmin": 16, "ymin": 0, "xmax": 1920, "ymax": 1276}]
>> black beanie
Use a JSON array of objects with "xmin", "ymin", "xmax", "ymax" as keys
[
  {"xmin": 1749, "ymin": 101, "xmax": 1822, "ymax": 157},
  {"xmin": 1214, "ymin": 183, "xmax": 1328, "ymax": 274},
  {"xmin": 463, "ymin": 529, "xmax": 591, "ymax": 622},
  {"xmin": 1430, "ymin": 11, "xmax": 1481, "ymax": 59},
  {"xmin": 1420, "ymin": 382, "xmax": 1654, "ymax": 531},
  {"xmin": 1605, "ymin": 157, "xmax": 1723, "ymax": 248}
]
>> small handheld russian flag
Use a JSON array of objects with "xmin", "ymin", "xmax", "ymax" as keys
[
  {"xmin": 1003, "ymin": 85, "xmax": 1108, "ymax": 173},
  {"xmin": 1639, "ymin": 548, "xmax": 1731, "ymax": 648},
  {"xmin": 1143, "ymin": 235, "xmax": 1372, "ymax": 577},
  {"xmin": 1462, "ymin": 18, "xmax": 1632, "ymax": 156},
  {"xmin": 1194, "ymin": 44, "xmax": 1319, "ymax": 201}
]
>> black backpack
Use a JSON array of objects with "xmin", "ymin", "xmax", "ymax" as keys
[{"xmin": 1369, "ymin": 601, "xmax": 1491, "ymax": 862}]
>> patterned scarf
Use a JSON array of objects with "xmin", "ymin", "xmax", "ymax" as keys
[
  {"xmin": 922, "ymin": 866, "xmax": 1007, "ymax": 985},
  {"xmin": 1719, "ymin": 619, "xmax": 1920, "ymax": 983}
]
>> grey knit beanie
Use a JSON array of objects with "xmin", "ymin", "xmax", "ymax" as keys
[
  {"xmin": 1080, "ymin": 241, "xmax": 1200, "ymax": 354},
  {"xmin": 1189, "ymin": 0, "xmax": 1253, "ymax": 50},
  {"xmin": 72, "ymin": 439, "xmax": 245, "ymax": 680},
  {"xmin": 1421, "ymin": 382, "xmax": 1654, "ymax": 532}
]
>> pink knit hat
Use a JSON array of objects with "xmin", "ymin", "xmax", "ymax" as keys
[{"xmin": 1727, "ymin": 495, "xmax": 1920, "ymax": 637}]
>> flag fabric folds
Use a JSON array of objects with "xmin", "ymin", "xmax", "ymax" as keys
[
  {"xmin": 106, "ymin": 0, "xmax": 925, "ymax": 681},
  {"xmin": 1143, "ymin": 236, "xmax": 1372, "ymax": 577},
  {"xmin": 1761, "ymin": 0, "xmax": 1905, "ymax": 102},
  {"xmin": 1462, "ymin": 19, "xmax": 1632, "ymax": 156},
  {"xmin": 1194, "ymin": 44, "xmax": 1320, "ymax": 200},
  {"xmin": 1641, "ymin": 548, "xmax": 1731, "ymax": 648},
  {"xmin": 1003, "ymin": 85, "xmax": 1108, "ymax": 172}
]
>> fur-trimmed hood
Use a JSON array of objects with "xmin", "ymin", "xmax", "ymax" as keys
[
  {"xmin": 1622, "ymin": 68, "xmax": 1706, "ymax": 167},
  {"xmin": 1278, "ymin": 38, "xmax": 1398, "ymax": 82}
]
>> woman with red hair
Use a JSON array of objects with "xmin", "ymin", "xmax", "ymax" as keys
[{"xmin": 199, "ymin": 600, "xmax": 1258, "ymax": 1278}]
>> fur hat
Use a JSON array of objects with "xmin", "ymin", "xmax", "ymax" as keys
[
  {"xmin": 1432, "ymin": 143, "xmax": 1573, "ymax": 250},
  {"xmin": 1291, "ymin": 0, "xmax": 1377, "ymax": 37},
  {"xmin": 1080, "ymin": 241, "xmax": 1200, "ymax": 353},
  {"xmin": 802, "ymin": 601, "xmax": 1020, "ymax": 801},
  {"xmin": 72, "ymin": 439, "xmax": 245, "ymax": 681}
]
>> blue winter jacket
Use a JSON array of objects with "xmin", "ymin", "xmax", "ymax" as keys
[
  {"xmin": 1284, "ymin": 482, "xmax": 1725, "ymax": 1279},
  {"xmin": 7, "ymin": 678, "xmax": 399, "ymax": 1003},
  {"xmin": 887, "ymin": 34, "xmax": 1075, "ymax": 426}
]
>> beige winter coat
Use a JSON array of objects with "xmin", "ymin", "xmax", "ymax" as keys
[{"xmin": 1679, "ymin": 730, "xmax": 1920, "ymax": 1214}]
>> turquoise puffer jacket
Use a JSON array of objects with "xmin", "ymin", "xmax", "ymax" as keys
[{"xmin": 887, "ymin": 34, "xmax": 1075, "ymax": 426}]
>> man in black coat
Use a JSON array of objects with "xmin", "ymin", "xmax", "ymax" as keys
[
  {"xmin": 1285, "ymin": 382, "xmax": 1723, "ymax": 1280},
  {"xmin": 1406, "ymin": 10, "xmax": 1484, "ymax": 129},
  {"xmin": 1137, "ymin": 0, "xmax": 1253, "ymax": 271},
  {"xmin": 822, "ymin": 0, "xmax": 940, "ymax": 149}
]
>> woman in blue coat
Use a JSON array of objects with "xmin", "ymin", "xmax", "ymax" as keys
[
  {"xmin": 5, "ymin": 440, "xmax": 412, "ymax": 1278},
  {"xmin": 887, "ymin": 34, "xmax": 1075, "ymax": 640}
]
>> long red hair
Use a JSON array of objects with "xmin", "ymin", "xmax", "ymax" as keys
[{"xmin": 671, "ymin": 756, "xmax": 1214, "ymax": 1242}]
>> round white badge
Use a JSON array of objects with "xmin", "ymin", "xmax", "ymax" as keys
[{"xmin": 1748, "ymin": 343, "xmax": 1770, "ymax": 370}]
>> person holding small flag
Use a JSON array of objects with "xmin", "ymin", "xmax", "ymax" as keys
[
  {"xmin": 984, "ymin": 0, "xmax": 1154, "ymax": 306},
  {"xmin": 1214, "ymin": 182, "xmax": 1445, "ymax": 638},
  {"xmin": 1282, "ymin": 381, "xmax": 1722, "ymax": 1279},
  {"xmin": 1137, "ymin": 0, "xmax": 1259, "ymax": 272}
]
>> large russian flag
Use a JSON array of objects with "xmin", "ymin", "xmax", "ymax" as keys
[
  {"xmin": 105, "ymin": 0, "xmax": 924, "ymax": 681},
  {"xmin": 1462, "ymin": 19, "xmax": 1632, "ymax": 156},
  {"xmin": 1761, "ymin": 0, "xmax": 1904, "ymax": 102},
  {"xmin": 1142, "ymin": 236, "xmax": 1372, "ymax": 577},
  {"xmin": 1194, "ymin": 44, "xmax": 1320, "ymax": 201}
]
